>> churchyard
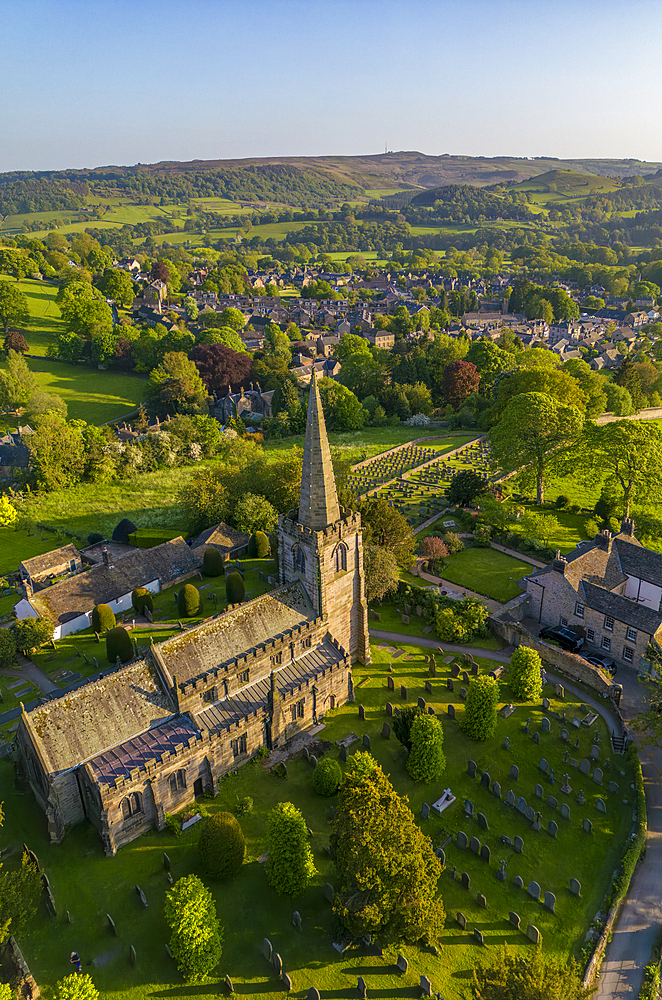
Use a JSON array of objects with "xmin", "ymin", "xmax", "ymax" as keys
[
  {"xmin": 4, "ymin": 639, "xmax": 635, "ymax": 1000},
  {"xmin": 344, "ymin": 436, "xmax": 479, "ymax": 497}
]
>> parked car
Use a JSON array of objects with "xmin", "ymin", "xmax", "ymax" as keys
[
  {"xmin": 582, "ymin": 652, "xmax": 617, "ymax": 676},
  {"xmin": 538, "ymin": 625, "xmax": 584, "ymax": 652}
]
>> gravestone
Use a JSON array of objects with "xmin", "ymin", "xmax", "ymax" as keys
[
  {"xmin": 468, "ymin": 760, "xmax": 477, "ymax": 778},
  {"xmin": 425, "ymin": 680, "xmax": 432, "ymax": 694},
  {"xmin": 477, "ymin": 894, "xmax": 487, "ymax": 909},
  {"xmin": 577, "ymin": 790, "xmax": 585, "ymax": 805},
  {"xmin": 514, "ymin": 836, "xmax": 524, "ymax": 854},
  {"xmin": 570, "ymin": 878, "xmax": 581, "ymax": 896},
  {"xmin": 456, "ymin": 912, "xmax": 467, "ymax": 930},
  {"xmin": 359, "ymin": 704, "xmax": 365, "ymax": 720},
  {"xmin": 363, "ymin": 734, "xmax": 371, "ymax": 750},
  {"xmin": 512, "ymin": 875, "xmax": 524, "ymax": 888},
  {"xmin": 596, "ymin": 798, "xmax": 606, "ymax": 813},
  {"xmin": 436, "ymin": 848, "xmax": 445, "ymax": 865},
  {"xmin": 464, "ymin": 799, "xmax": 474, "ymax": 818},
  {"xmin": 516, "ymin": 796, "xmax": 527, "ymax": 814},
  {"xmin": 527, "ymin": 924, "xmax": 541, "ymax": 945},
  {"xmin": 544, "ymin": 891, "xmax": 556, "ymax": 913},
  {"xmin": 387, "ymin": 676, "xmax": 394, "ymax": 690},
  {"xmin": 323, "ymin": 883, "xmax": 334, "ymax": 903},
  {"xmin": 492, "ymin": 781, "xmax": 501, "ymax": 799},
  {"xmin": 420, "ymin": 976, "xmax": 433, "ymax": 997},
  {"xmin": 480, "ymin": 844, "xmax": 491, "ymax": 863},
  {"xmin": 460, "ymin": 687, "xmax": 467, "ymax": 700},
  {"xmin": 357, "ymin": 976, "xmax": 367, "ymax": 998},
  {"xmin": 504, "ymin": 736, "xmax": 511, "ymax": 750},
  {"xmin": 447, "ymin": 678, "xmax": 454, "ymax": 692},
  {"xmin": 340, "ymin": 746, "xmax": 348, "ymax": 763},
  {"xmin": 523, "ymin": 805, "xmax": 534, "ymax": 822},
  {"xmin": 542, "ymin": 697, "xmax": 550, "ymax": 711},
  {"xmin": 457, "ymin": 831, "xmax": 468, "ymax": 849},
  {"xmin": 397, "ymin": 954, "xmax": 408, "ymax": 973},
  {"xmin": 583, "ymin": 818, "xmax": 593, "ymax": 834},
  {"xmin": 474, "ymin": 928, "xmax": 485, "ymax": 946},
  {"xmin": 400, "ymin": 685, "xmax": 407, "ymax": 700},
  {"xmin": 418, "ymin": 697, "xmax": 426, "ymax": 711},
  {"xmin": 547, "ymin": 820, "xmax": 558, "ymax": 838},
  {"xmin": 608, "ymin": 780, "xmax": 619, "ymax": 794},
  {"xmin": 382, "ymin": 722, "xmax": 391, "ymax": 739},
  {"xmin": 451, "ymin": 664, "xmax": 460, "ymax": 678},
  {"xmin": 593, "ymin": 767, "xmax": 603, "ymax": 785},
  {"xmin": 531, "ymin": 733, "xmax": 540, "ymax": 744},
  {"xmin": 163, "ymin": 852, "xmax": 171, "ymax": 871},
  {"xmin": 509, "ymin": 911, "xmax": 520, "ymax": 929},
  {"xmin": 561, "ymin": 803, "xmax": 570, "ymax": 820},
  {"xmin": 135, "ymin": 885, "xmax": 147, "ymax": 908},
  {"xmin": 462, "ymin": 671, "xmax": 470, "ymax": 683},
  {"xmin": 497, "ymin": 859, "xmax": 507, "ymax": 880},
  {"xmin": 292, "ymin": 910, "xmax": 302, "ymax": 931},
  {"xmin": 107, "ymin": 914, "xmax": 116, "ymax": 936},
  {"xmin": 579, "ymin": 758, "xmax": 591, "ymax": 775},
  {"xmin": 527, "ymin": 881, "xmax": 540, "ymax": 901},
  {"xmin": 505, "ymin": 789, "xmax": 516, "ymax": 807},
  {"xmin": 561, "ymin": 729, "xmax": 569, "ymax": 742},
  {"xmin": 562, "ymin": 774, "xmax": 572, "ymax": 794},
  {"xmin": 130, "ymin": 945, "xmax": 136, "ymax": 966},
  {"xmin": 421, "ymin": 803, "xmax": 430, "ymax": 820},
  {"xmin": 531, "ymin": 811, "xmax": 542, "ymax": 832},
  {"xmin": 226, "ymin": 975, "xmax": 234, "ymax": 994},
  {"xmin": 386, "ymin": 702, "xmax": 393, "ymax": 717},
  {"xmin": 477, "ymin": 812, "xmax": 489, "ymax": 831},
  {"xmin": 480, "ymin": 771, "xmax": 491, "ymax": 788},
  {"xmin": 591, "ymin": 745, "xmax": 600, "ymax": 761},
  {"xmin": 538, "ymin": 758, "xmax": 549, "ymax": 774},
  {"xmin": 461, "ymin": 872, "xmax": 471, "ymax": 890},
  {"xmin": 470, "ymin": 836, "xmax": 481, "ymax": 854},
  {"xmin": 541, "ymin": 718, "xmax": 551, "ymax": 733},
  {"xmin": 448, "ymin": 704, "xmax": 455, "ymax": 719},
  {"xmin": 547, "ymin": 795, "xmax": 557, "ymax": 809},
  {"xmin": 282, "ymin": 973, "xmax": 292, "ymax": 992},
  {"xmin": 308, "ymin": 990, "xmax": 321, "ymax": 1000},
  {"xmin": 534, "ymin": 784, "xmax": 544, "ymax": 798},
  {"xmin": 272, "ymin": 952, "xmax": 283, "ymax": 975},
  {"xmin": 572, "ymin": 717, "xmax": 581, "ymax": 728},
  {"xmin": 263, "ymin": 938, "xmax": 273, "ymax": 961},
  {"xmin": 510, "ymin": 765, "xmax": 519, "ymax": 780}
]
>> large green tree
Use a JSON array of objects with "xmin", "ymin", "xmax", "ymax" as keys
[
  {"xmin": 266, "ymin": 801, "xmax": 317, "ymax": 895},
  {"xmin": 164, "ymin": 874, "xmax": 223, "ymax": 983},
  {"xmin": 318, "ymin": 377, "xmax": 365, "ymax": 430},
  {"xmin": 58, "ymin": 280, "xmax": 113, "ymax": 339},
  {"xmin": 0, "ymin": 349, "xmax": 37, "ymax": 413},
  {"xmin": 357, "ymin": 495, "xmax": 415, "ymax": 564},
  {"xmin": 472, "ymin": 946, "xmax": 591, "ymax": 1000},
  {"xmin": 27, "ymin": 413, "xmax": 85, "ymax": 490},
  {"xmin": 98, "ymin": 268, "xmax": 135, "ymax": 308},
  {"xmin": 363, "ymin": 544, "xmax": 399, "ymax": 602},
  {"xmin": 489, "ymin": 392, "xmax": 584, "ymax": 503},
  {"xmin": 331, "ymin": 752, "xmax": 443, "ymax": 944},
  {"xmin": 0, "ymin": 279, "xmax": 29, "ymax": 333}
]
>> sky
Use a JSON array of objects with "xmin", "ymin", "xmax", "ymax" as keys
[{"xmin": 2, "ymin": 0, "xmax": 662, "ymax": 172}]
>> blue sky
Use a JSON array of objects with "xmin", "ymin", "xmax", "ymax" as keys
[{"xmin": 2, "ymin": 0, "xmax": 661, "ymax": 171}]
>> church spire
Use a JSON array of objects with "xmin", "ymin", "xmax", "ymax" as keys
[{"xmin": 298, "ymin": 371, "xmax": 340, "ymax": 529}]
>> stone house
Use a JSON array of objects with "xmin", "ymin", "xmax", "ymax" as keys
[
  {"xmin": 525, "ymin": 520, "xmax": 662, "ymax": 669},
  {"xmin": 192, "ymin": 523, "xmax": 250, "ymax": 559},
  {"xmin": 19, "ymin": 544, "xmax": 82, "ymax": 589},
  {"xmin": 15, "ymin": 373, "xmax": 369, "ymax": 854}
]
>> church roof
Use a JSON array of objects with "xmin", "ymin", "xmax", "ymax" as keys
[
  {"xmin": 89, "ymin": 716, "xmax": 201, "ymax": 785},
  {"xmin": 298, "ymin": 371, "xmax": 340, "ymax": 530},
  {"xmin": 25, "ymin": 659, "xmax": 175, "ymax": 776},
  {"xmin": 156, "ymin": 582, "xmax": 315, "ymax": 683}
]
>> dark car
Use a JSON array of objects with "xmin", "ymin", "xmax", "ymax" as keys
[
  {"xmin": 582, "ymin": 653, "xmax": 617, "ymax": 676},
  {"xmin": 538, "ymin": 625, "xmax": 584, "ymax": 652}
]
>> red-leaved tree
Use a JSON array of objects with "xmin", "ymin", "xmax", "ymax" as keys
[
  {"xmin": 442, "ymin": 360, "xmax": 480, "ymax": 410},
  {"xmin": 191, "ymin": 343, "xmax": 253, "ymax": 395},
  {"xmin": 3, "ymin": 330, "xmax": 28, "ymax": 354},
  {"xmin": 420, "ymin": 535, "xmax": 449, "ymax": 560}
]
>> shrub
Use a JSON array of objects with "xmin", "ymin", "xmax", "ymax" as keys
[
  {"xmin": 233, "ymin": 795, "xmax": 253, "ymax": 815},
  {"xmin": 178, "ymin": 583, "xmax": 201, "ymax": 617},
  {"xmin": 461, "ymin": 675, "xmax": 499, "ymax": 741},
  {"xmin": 225, "ymin": 571, "xmax": 245, "ymax": 604},
  {"xmin": 87, "ymin": 532, "xmax": 104, "ymax": 545},
  {"xmin": 583, "ymin": 517, "xmax": 600, "ymax": 539},
  {"xmin": 474, "ymin": 525, "xmax": 492, "ymax": 548},
  {"xmin": 393, "ymin": 705, "xmax": 424, "ymax": 749},
  {"xmin": 420, "ymin": 535, "xmax": 448, "ymax": 560},
  {"xmin": 0, "ymin": 628, "xmax": 17, "ymax": 669},
  {"xmin": 248, "ymin": 530, "xmax": 271, "ymax": 559},
  {"xmin": 164, "ymin": 874, "xmax": 223, "ymax": 983},
  {"xmin": 202, "ymin": 547, "xmax": 224, "ymax": 577},
  {"xmin": 106, "ymin": 626, "xmax": 134, "ymax": 664},
  {"xmin": 14, "ymin": 615, "xmax": 54, "ymax": 654},
  {"xmin": 569, "ymin": 503, "xmax": 581, "ymax": 514},
  {"xmin": 312, "ymin": 758, "xmax": 342, "ymax": 796},
  {"xmin": 509, "ymin": 646, "xmax": 543, "ymax": 701},
  {"xmin": 443, "ymin": 531, "xmax": 464, "ymax": 555},
  {"xmin": 266, "ymin": 801, "xmax": 317, "ymax": 895},
  {"xmin": 554, "ymin": 494, "xmax": 570, "ymax": 509},
  {"xmin": 407, "ymin": 714, "xmax": 446, "ymax": 783},
  {"xmin": 131, "ymin": 587, "xmax": 153, "ymax": 614},
  {"xmin": 197, "ymin": 811, "xmax": 246, "ymax": 879},
  {"xmin": 111, "ymin": 517, "xmax": 137, "ymax": 544},
  {"xmin": 435, "ymin": 597, "xmax": 488, "ymax": 643},
  {"xmin": 52, "ymin": 973, "xmax": 99, "ymax": 1000},
  {"xmin": 92, "ymin": 603, "xmax": 116, "ymax": 633}
]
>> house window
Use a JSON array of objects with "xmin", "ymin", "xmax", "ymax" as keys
[
  {"xmin": 560, "ymin": 617, "xmax": 568, "ymax": 627},
  {"xmin": 574, "ymin": 603, "xmax": 585, "ymax": 619},
  {"xmin": 169, "ymin": 770, "xmax": 186, "ymax": 794},
  {"xmin": 291, "ymin": 705, "xmax": 297, "ymax": 724},
  {"xmin": 604, "ymin": 616, "xmax": 614, "ymax": 632},
  {"xmin": 294, "ymin": 547, "xmax": 306, "ymax": 573},
  {"xmin": 623, "ymin": 646, "xmax": 634, "ymax": 662},
  {"xmin": 626, "ymin": 627, "xmax": 637, "ymax": 643},
  {"xmin": 587, "ymin": 629, "xmax": 595, "ymax": 642},
  {"xmin": 601, "ymin": 636, "xmax": 611, "ymax": 651},
  {"xmin": 232, "ymin": 734, "xmax": 247, "ymax": 757},
  {"xmin": 237, "ymin": 670, "xmax": 250, "ymax": 684}
]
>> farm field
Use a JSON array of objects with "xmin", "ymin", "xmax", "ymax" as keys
[{"xmin": 8, "ymin": 639, "xmax": 634, "ymax": 1000}]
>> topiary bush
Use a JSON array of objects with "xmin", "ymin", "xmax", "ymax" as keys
[
  {"xmin": 225, "ymin": 571, "xmax": 245, "ymax": 604},
  {"xmin": 248, "ymin": 530, "xmax": 271, "ymax": 559},
  {"xmin": 178, "ymin": 583, "xmax": 201, "ymax": 617},
  {"xmin": 197, "ymin": 811, "xmax": 246, "ymax": 879},
  {"xmin": 132, "ymin": 588, "xmax": 153, "ymax": 614},
  {"xmin": 91, "ymin": 603, "xmax": 116, "ymax": 633},
  {"xmin": 461, "ymin": 675, "xmax": 499, "ymax": 741},
  {"xmin": 203, "ymin": 547, "xmax": 225, "ymax": 577},
  {"xmin": 87, "ymin": 532, "xmax": 104, "ymax": 545},
  {"xmin": 508, "ymin": 646, "xmax": 543, "ymax": 702},
  {"xmin": 106, "ymin": 626, "xmax": 134, "ymax": 664},
  {"xmin": 407, "ymin": 714, "xmax": 446, "ymax": 783},
  {"xmin": 393, "ymin": 705, "xmax": 424, "ymax": 749},
  {"xmin": 312, "ymin": 758, "xmax": 342, "ymax": 796},
  {"xmin": 112, "ymin": 518, "xmax": 137, "ymax": 544},
  {"xmin": 266, "ymin": 801, "xmax": 317, "ymax": 895}
]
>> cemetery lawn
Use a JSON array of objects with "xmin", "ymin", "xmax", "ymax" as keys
[
  {"xmin": 438, "ymin": 548, "xmax": 533, "ymax": 603},
  {"xmin": 8, "ymin": 641, "xmax": 634, "ymax": 1000},
  {"xmin": 368, "ymin": 599, "xmax": 506, "ymax": 651}
]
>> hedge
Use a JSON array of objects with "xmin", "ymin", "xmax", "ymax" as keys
[
  {"xmin": 203, "ymin": 547, "xmax": 225, "ymax": 577},
  {"xmin": 91, "ymin": 604, "xmax": 116, "ymax": 633},
  {"xmin": 248, "ymin": 531, "xmax": 270, "ymax": 559},
  {"xmin": 132, "ymin": 588, "xmax": 153, "ymax": 614},
  {"xmin": 106, "ymin": 627, "xmax": 134, "ymax": 664},
  {"xmin": 509, "ymin": 646, "xmax": 543, "ymax": 702},
  {"xmin": 312, "ymin": 758, "xmax": 342, "ymax": 796},
  {"xmin": 198, "ymin": 812, "xmax": 246, "ymax": 879},
  {"xmin": 225, "ymin": 572, "xmax": 245, "ymax": 604},
  {"xmin": 178, "ymin": 583, "xmax": 201, "ymax": 617},
  {"xmin": 407, "ymin": 714, "xmax": 446, "ymax": 782}
]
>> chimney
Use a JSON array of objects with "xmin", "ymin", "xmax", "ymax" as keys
[
  {"xmin": 552, "ymin": 550, "xmax": 567, "ymax": 574},
  {"xmin": 620, "ymin": 517, "xmax": 635, "ymax": 537},
  {"xmin": 595, "ymin": 529, "xmax": 612, "ymax": 551},
  {"xmin": 102, "ymin": 546, "xmax": 110, "ymax": 567}
]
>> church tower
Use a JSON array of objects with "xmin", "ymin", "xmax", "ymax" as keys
[{"xmin": 278, "ymin": 373, "xmax": 370, "ymax": 664}]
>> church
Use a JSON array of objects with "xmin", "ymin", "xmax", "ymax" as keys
[{"xmin": 15, "ymin": 375, "xmax": 370, "ymax": 855}]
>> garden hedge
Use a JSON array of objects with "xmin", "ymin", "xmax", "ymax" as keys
[
  {"xmin": 178, "ymin": 583, "xmax": 201, "ymax": 617},
  {"xmin": 91, "ymin": 604, "xmax": 116, "ymax": 633},
  {"xmin": 203, "ymin": 547, "xmax": 225, "ymax": 577},
  {"xmin": 106, "ymin": 626, "xmax": 134, "ymax": 664},
  {"xmin": 198, "ymin": 811, "xmax": 246, "ymax": 879},
  {"xmin": 225, "ymin": 572, "xmax": 245, "ymax": 604}
]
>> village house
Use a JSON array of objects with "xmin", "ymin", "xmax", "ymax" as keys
[{"xmin": 19, "ymin": 545, "xmax": 83, "ymax": 589}]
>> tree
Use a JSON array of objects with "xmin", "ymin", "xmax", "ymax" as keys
[
  {"xmin": 52, "ymin": 974, "xmax": 99, "ymax": 1000},
  {"xmin": 317, "ymin": 378, "xmax": 365, "ymax": 431},
  {"xmin": 313, "ymin": 758, "xmax": 342, "ymax": 796},
  {"xmin": 495, "ymin": 367, "xmax": 587, "ymax": 417},
  {"xmin": 0, "ymin": 497, "xmax": 17, "ymax": 527},
  {"xmin": 198, "ymin": 325, "xmax": 246, "ymax": 353},
  {"xmin": 14, "ymin": 615, "xmax": 53, "ymax": 654},
  {"xmin": 442, "ymin": 360, "xmax": 480, "ymax": 409},
  {"xmin": 3, "ymin": 329, "xmax": 28, "ymax": 354},
  {"xmin": 27, "ymin": 414, "xmax": 85, "ymax": 491},
  {"xmin": 465, "ymin": 339, "xmax": 516, "ymax": 395},
  {"xmin": 614, "ymin": 356, "xmax": 645, "ymax": 410},
  {"xmin": 149, "ymin": 352, "xmax": 207, "ymax": 412},
  {"xmin": 178, "ymin": 583, "xmax": 201, "ymax": 617},
  {"xmin": 603, "ymin": 382, "xmax": 634, "ymax": 416},
  {"xmin": 407, "ymin": 714, "xmax": 446, "ymax": 782},
  {"xmin": 331, "ymin": 752, "xmax": 443, "ymax": 944},
  {"xmin": 58, "ymin": 281, "xmax": 113, "ymax": 340},
  {"xmin": 508, "ymin": 647, "xmax": 543, "ymax": 702},
  {"xmin": 197, "ymin": 812, "xmax": 245, "ymax": 879},
  {"xmin": 234, "ymin": 493, "xmax": 278, "ymax": 534},
  {"xmin": 568, "ymin": 420, "xmax": 662, "ymax": 517},
  {"xmin": 164, "ymin": 874, "xmax": 223, "ymax": 983},
  {"xmin": 183, "ymin": 296, "xmax": 198, "ymax": 322},
  {"xmin": 191, "ymin": 343, "xmax": 252, "ymax": 395},
  {"xmin": 225, "ymin": 571, "xmax": 245, "ymax": 604},
  {"xmin": 91, "ymin": 604, "xmax": 116, "ymax": 632},
  {"xmin": 0, "ymin": 841, "xmax": 42, "ymax": 943},
  {"xmin": 0, "ymin": 630, "xmax": 16, "ymax": 670},
  {"xmin": 471, "ymin": 946, "xmax": 591, "ymax": 1000},
  {"xmin": 216, "ymin": 306, "xmax": 246, "ymax": 331},
  {"xmin": 0, "ymin": 280, "xmax": 28, "ymax": 333},
  {"xmin": 358, "ymin": 496, "xmax": 415, "ymax": 564},
  {"xmin": 363, "ymin": 543, "xmax": 399, "ymax": 602},
  {"xmin": 443, "ymin": 531, "xmax": 464, "ymax": 555},
  {"xmin": 98, "ymin": 268, "xmax": 135, "ymax": 308},
  {"xmin": 0, "ymin": 985, "xmax": 13, "ymax": 1000},
  {"xmin": 151, "ymin": 261, "xmax": 171, "ymax": 284},
  {"xmin": 447, "ymin": 469, "xmax": 490, "ymax": 506},
  {"xmin": 461, "ymin": 675, "xmax": 499, "ymax": 741},
  {"xmin": 0, "ymin": 350, "xmax": 36, "ymax": 413},
  {"xmin": 266, "ymin": 801, "xmax": 317, "ymax": 895},
  {"xmin": 420, "ymin": 535, "xmax": 448, "ymax": 560},
  {"xmin": 334, "ymin": 333, "xmax": 371, "ymax": 361},
  {"xmin": 489, "ymin": 393, "xmax": 584, "ymax": 504},
  {"xmin": 24, "ymin": 389, "xmax": 67, "ymax": 424}
]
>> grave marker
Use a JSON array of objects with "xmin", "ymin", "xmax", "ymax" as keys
[
  {"xmin": 470, "ymin": 836, "xmax": 481, "ymax": 854},
  {"xmin": 543, "ymin": 891, "xmax": 556, "ymax": 913},
  {"xmin": 509, "ymin": 911, "xmax": 520, "ymax": 929},
  {"xmin": 510, "ymin": 765, "xmax": 519, "ymax": 780},
  {"xmin": 448, "ymin": 704, "xmax": 456, "ymax": 719},
  {"xmin": 480, "ymin": 844, "xmax": 491, "ymax": 863},
  {"xmin": 527, "ymin": 925, "xmax": 541, "ymax": 945},
  {"xmin": 512, "ymin": 875, "xmax": 524, "ymax": 888},
  {"xmin": 593, "ymin": 767, "xmax": 603, "ymax": 785},
  {"xmin": 582, "ymin": 818, "xmax": 593, "ymax": 834},
  {"xmin": 596, "ymin": 797, "xmax": 606, "ymax": 813},
  {"xmin": 514, "ymin": 836, "xmax": 523, "ymax": 854},
  {"xmin": 547, "ymin": 820, "xmax": 558, "ymax": 838},
  {"xmin": 382, "ymin": 722, "xmax": 391, "ymax": 739},
  {"xmin": 456, "ymin": 912, "xmax": 467, "ymax": 930},
  {"xmin": 570, "ymin": 878, "xmax": 581, "ymax": 896},
  {"xmin": 527, "ymin": 881, "xmax": 540, "ymax": 901},
  {"xmin": 457, "ymin": 831, "xmax": 468, "ymax": 849}
]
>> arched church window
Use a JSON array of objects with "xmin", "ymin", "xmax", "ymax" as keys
[
  {"xmin": 333, "ymin": 543, "xmax": 347, "ymax": 573},
  {"xmin": 294, "ymin": 546, "xmax": 306, "ymax": 573}
]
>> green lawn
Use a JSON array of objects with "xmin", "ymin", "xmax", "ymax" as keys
[
  {"xmin": 6, "ymin": 639, "xmax": 633, "ymax": 1000},
  {"xmin": 369, "ymin": 598, "xmax": 506, "ymax": 650},
  {"xmin": 438, "ymin": 547, "xmax": 533, "ymax": 603},
  {"xmin": 15, "ymin": 279, "xmax": 66, "ymax": 354},
  {"xmin": 24, "ymin": 360, "xmax": 146, "ymax": 424}
]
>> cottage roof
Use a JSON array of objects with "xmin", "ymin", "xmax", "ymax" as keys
[
  {"xmin": 580, "ymin": 581, "xmax": 662, "ymax": 635},
  {"xmin": 192, "ymin": 522, "xmax": 250, "ymax": 554},
  {"xmin": 20, "ymin": 544, "xmax": 80, "ymax": 579},
  {"xmin": 156, "ymin": 582, "xmax": 315, "ymax": 683},
  {"xmin": 27, "ymin": 538, "xmax": 200, "ymax": 624},
  {"xmin": 26, "ymin": 659, "xmax": 174, "ymax": 775}
]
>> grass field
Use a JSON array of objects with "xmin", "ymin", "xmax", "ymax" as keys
[
  {"xmin": 435, "ymin": 547, "xmax": 532, "ymax": 603},
  {"xmin": 23, "ymin": 360, "xmax": 146, "ymax": 423},
  {"xmin": 14, "ymin": 279, "xmax": 65, "ymax": 354},
  {"xmin": 7, "ymin": 639, "xmax": 633, "ymax": 1000}
]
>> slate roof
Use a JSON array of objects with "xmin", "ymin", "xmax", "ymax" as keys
[
  {"xmin": 27, "ymin": 537, "xmax": 200, "ymax": 624},
  {"xmin": 89, "ymin": 716, "xmax": 200, "ymax": 785},
  {"xmin": 27, "ymin": 659, "xmax": 175, "ymax": 775},
  {"xmin": 20, "ymin": 544, "xmax": 80, "ymax": 579},
  {"xmin": 580, "ymin": 581, "xmax": 662, "ymax": 634},
  {"xmin": 196, "ymin": 639, "xmax": 344, "ymax": 733},
  {"xmin": 192, "ymin": 523, "xmax": 250, "ymax": 554},
  {"xmin": 156, "ymin": 582, "xmax": 314, "ymax": 684},
  {"xmin": 614, "ymin": 537, "xmax": 662, "ymax": 588}
]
